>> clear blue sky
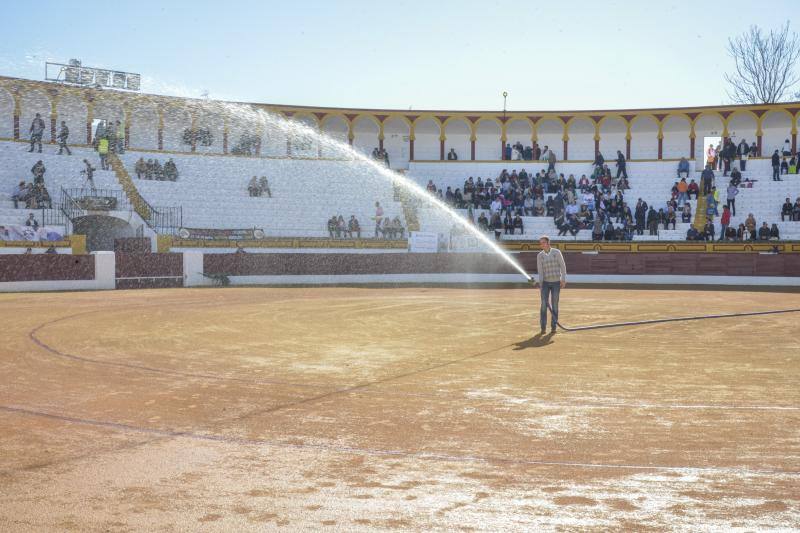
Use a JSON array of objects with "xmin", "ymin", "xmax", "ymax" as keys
[{"xmin": 1, "ymin": 0, "xmax": 797, "ymax": 110}]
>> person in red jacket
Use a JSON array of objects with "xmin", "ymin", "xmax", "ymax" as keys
[{"xmin": 718, "ymin": 205, "xmax": 731, "ymax": 241}]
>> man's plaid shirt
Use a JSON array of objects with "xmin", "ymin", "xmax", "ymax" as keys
[{"xmin": 536, "ymin": 248, "xmax": 567, "ymax": 283}]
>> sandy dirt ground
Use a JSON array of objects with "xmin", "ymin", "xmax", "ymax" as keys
[{"xmin": 1, "ymin": 287, "xmax": 799, "ymax": 532}]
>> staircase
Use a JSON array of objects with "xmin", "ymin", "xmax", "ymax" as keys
[
  {"xmin": 693, "ymin": 177, "xmax": 709, "ymax": 231},
  {"xmin": 108, "ymin": 153, "xmax": 183, "ymax": 234}
]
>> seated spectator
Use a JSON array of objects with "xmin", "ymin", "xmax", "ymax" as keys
[
  {"xmin": 11, "ymin": 181, "xmax": 30, "ymax": 209},
  {"xmin": 725, "ymin": 225, "xmax": 737, "ymax": 241},
  {"xmin": 382, "ymin": 217, "xmax": 394, "ymax": 239},
  {"xmin": 770, "ymin": 223, "xmax": 780, "ymax": 240},
  {"xmin": 392, "ymin": 216, "xmax": 405, "ymax": 238},
  {"xmin": 677, "ymin": 157, "xmax": 691, "ymax": 179},
  {"xmin": 736, "ymin": 223, "xmax": 747, "ymax": 241},
  {"xmin": 686, "ymin": 226, "xmax": 700, "ymax": 240},
  {"xmin": 681, "ymin": 203, "xmax": 692, "ymax": 223},
  {"xmin": 578, "ymin": 175, "xmax": 590, "ymax": 191},
  {"xmin": 781, "ymin": 198, "xmax": 794, "ymax": 221},
  {"xmin": 25, "ymin": 213, "xmax": 38, "ymax": 230},
  {"xmin": 135, "ymin": 157, "xmax": 147, "ymax": 179},
  {"xmin": 426, "ymin": 180, "xmax": 436, "ymax": 193},
  {"xmin": 686, "ymin": 179, "xmax": 699, "ymax": 200},
  {"xmin": 153, "ymin": 160, "xmax": 165, "ymax": 180},
  {"xmin": 44, "ymin": 245, "xmax": 57, "ymax": 254},
  {"xmin": 447, "ymin": 148, "xmax": 458, "ymax": 160},
  {"xmin": 164, "ymin": 158, "xmax": 179, "ymax": 181},
  {"xmin": 248, "ymin": 176, "xmax": 260, "ymax": 197},
  {"xmin": 665, "ymin": 206, "xmax": 677, "ymax": 230},
  {"xmin": 259, "ymin": 176, "xmax": 272, "ymax": 198},
  {"xmin": 702, "ymin": 219, "xmax": 715, "ymax": 241},
  {"xmin": 32, "ymin": 183, "xmax": 52, "ymax": 209},
  {"xmin": 758, "ymin": 222, "xmax": 771, "ymax": 240},
  {"xmin": 730, "ymin": 167, "xmax": 742, "ymax": 187},
  {"xmin": 794, "ymin": 197, "xmax": 800, "ymax": 221},
  {"xmin": 789, "ymin": 156, "xmax": 797, "ymax": 174},
  {"xmin": 24, "ymin": 247, "xmax": 32, "ymax": 255},
  {"xmin": 781, "ymin": 157, "xmax": 789, "ymax": 175},
  {"xmin": 617, "ymin": 176, "xmax": 630, "ymax": 190},
  {"xmin": 745, "ymin": 214, "xmax": 757, "ymax": 239},
  {"xmin": 512, "ymin": 213, "xmax": 524, "ymax": 234},
  {"xmin": 349, "ymin": 215, "xmax": 361, "ymax": 238},
  {"xmin": 490, "ymin": 212, "xmax": 503, "ymax": 240},
  {"xmin": 145, "ymin": 159, "xmax": 155, "ymax": 179},
  {"xmin": 477, "ymin": 212, "xmax": 489, "ymax": 231}
]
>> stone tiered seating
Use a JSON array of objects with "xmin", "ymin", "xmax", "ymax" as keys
[
  {"xmin": 119, "ymin": 152, "xmax": 405, "ymax": 238},
  {"xmin": 408, "ymin": 160, "xmax": 800, "ymax": 241},
  {"xmin": 0, "ymin": 141, "xmax": 120, "ymax": 231}
]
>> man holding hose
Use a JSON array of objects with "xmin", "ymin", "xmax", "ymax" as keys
[{"xmin": 532, "ymin": 235, "xmax": 567, "ymax": 334}]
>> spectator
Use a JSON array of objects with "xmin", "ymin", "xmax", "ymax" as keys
[
  {"xmin": 718, "ymin": 205, "xmax": 731, "ymax": 241},
  {"xmin": 25, "ymin": 213, "xmax": 38, "ymax": 230},
  {"xmin": 115, "ymin": 120, "xmax": 125, "ymax": 154},
  {"xmin": 646, "ymin": 206, "xmax": 659, "ymax": 236},
  {"xmin": 780, "ymin": 157, "xmax": 789, "ymax": 175},
  {"xmin": 783, "ymin": 138, "xmax": 792, "ymax": 156},
  {"xmin": 374, "ymin": 201, "xmax": 384, "ymax": 238},
  {"xmin": 546, "ymin": 146, "xmax": 557, "ymax": 172},
  {"xmin": 31, "ymin": 160, "xmax": 46, "ymax": 185},
  {"xmin": 98, "ymin": 136, "xmax": 109, "ymax": 170},
  {"xmin": 758, "ymin": 222, "xmax": 770, "ymax": 240},
  {"xmin": 702, "ymin": 219, "xmax": 715, "ymax": 241},
  {"xmin": 11, "ymin": 181, "xmax": 29, "ymax": 209},
  {"xmin": 24, "ymin": 247, "xmax": 32, "ymax": 255},
  {"xmin": 503, "ymin": 211, "xmax": 514, "ymax": 235},
  {"xmin": 726, "ymin": 182, "xmax": 738, "ymax": 216},
  {"xmin": 772, "ymin": 150, "xmax": 781, "ymax": 181},
  {"xmin": 152, "ymin": 160, "xmax": 164, "ymax": 180},
  {"xmin": 677, "ymin": 157, "xmax": 691, "ymax": 179},
  {"xmin": 781, "ymin": 198, "xmax": 794, "ymax": 221},
  {"xmin": 248, "ymin": 176, "xmax": 260, "ymax": 196},
  {"xmin": 56, "ymin": 120, "xmax": 71, "ymax": 155},
  {"xmin": 686, "ymin": 226, "xmax": 700, "ymax": 240},
  {"xmin": 615, "ymin": 150, "xmax": 627, "ymax": 179},
  {"xmin": 794, "ymin": 198, "xmax": 800, "ymax": 221},
  {"xmin": 770, "ymin": 223, "xmax": 780, "ymax": 240},
  {"xmin": 447, "ymin": 148, "xmax": 458, "ymax": 161},
  {"xmin": 164, "ymin": 158, "xmax": 178, "ymax": 181},
  {"xmin": 44, "ymin": 245, "xmax": 57, "ymax": 254},
  {"xmin": 135, "ymin": 157, "xmax": 146, "ymax": 179},
  {"xmin": 745, "ymin": 213, "xmax": 757, "ymax": 239},
  {"xmin": 676, "ymin": 178, "xmax": 688, "ymax": 205},
  {"xmin": 593, "ymin": 151, "xmax": 605, "ymax": 169},
  {"xmin": 392, "ymin": 216, "xmax": 405, "ymax": 239},
  {"xmin": 736, "ymin": 223, "xmax": 747, "ymax": 241},
  {"xmin": 687, "ymin": 179, "xmax": 699, "ymax": 200},
  {"xmin": 28, "ymin": 113, "xmax": 45, "ymax": 153},
  {"xmin": 490, "ymin": 212, "xmax": 503, "ymax": 240},
  {"xmin": 790, "ymin": 156, "xmax": 797, "ymax": 174},
  {"xmin": 33, "ymin": 183, "xmax": 52, "ymax": 209},
  {"xmin": 681, "ymin": 202, "xmax": 692, "ymax": 223},
  {"xmin": 737, "ymin": 138, "xmax": 749, "ymax": 170},
  {"xmin": 730, "ymin": 166, "xmax": 742, "ymax": 187},
  {"xmin": 338, "ymin": 215, "xmax": 348, "ymax": 238},
  {"xmin": 259, "ymin": 176, "xmax": 271, "ymax": 197},
  {"xmin": 327, "ymin": 216, "xmax": 337, "ymax": 238},
  {"xmin": 349, "ymin": 215, "xmax": 361, "ymax": 239},
  {"xmin": 145, "ymin": 159, "xmax": 155, "ymax": 179},
  {"xmin": 477, "ymin": 212, "xmax": 489, "ymax": 231},
  {"xmin": 665, "ymin": 206, "xmax": 676, "ymax": 230},
  {"xmin": 93, "ymin": 121, "xmax": 106, "ymax": 148},
  {"xmin": 80, "ymin": 159, "xmax": 96, "ymax": 190},
  {"xmin": 701, "ymin": 164, "xmax": 714, "ymax": 195},
  {"xmin": 706, "ymin": 144, "xmax": 716, "ymax": 168}
]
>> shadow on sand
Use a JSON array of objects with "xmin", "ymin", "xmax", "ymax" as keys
[{"xmin": 513, "ymin": 332, "xmax": 556, "ymax": 350}]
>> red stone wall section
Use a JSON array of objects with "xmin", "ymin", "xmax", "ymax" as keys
[
  {"xmin": 0, "ymin": 255, "xmax": 95, "ymax": 282},
  {"xmin": 115, "ymin": 253, "xmax": 183, "ymax": 289}
]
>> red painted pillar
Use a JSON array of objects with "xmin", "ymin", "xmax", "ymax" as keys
[
  {"xmin": 689, "ymin": 137, "xmax": 695, "ymax": 159},
  {"xmin": 378, "ymin": 137, "xmax": 384, "ymax": 150},
  {"xmin": 222, "ymin": 130, "xmax": 228, "ymax": 154},
  {"xmin": 286, "ymin": 138, "xmax": 291, "ymax": 156},
  {"xmin": 255, "ymin": 137, "xmax": 261, "ymax": 156},
  {"xmin": 191, "ymin": 134, "xmax": 197, "ymax": 153},
  {"xmin": 563, "ymin": 139, "xmax": 568, "ymax": 161},
  {"xmin": 470, "ymin": 139, "xmax": 475, "ymax": 160},
  {"xmin": 86, "ymin": 120, "xmax": 92, "ymax": 144},
  {"xmin": 13, "ymin": 113, "xmax": 19, "ymax": 140},
  {"xmin": 500, "ymin": 139, "xmax": 505, "ymax": 160},
  {"xmin": 348, "ymin": 137, "xmax": 354, "ymax": 146},
  {"xmin": 124, "ymin": 123, "xmax": 130, "ymax": 149},
  {"xmin": 756, "ymin": 135, "xmax": 762, "ymax": 156},
  {"xmin": 594, "ymin": 138, "xmax": 599, "ymax": 156},
  {"xmin": 409, "ymin": 139, "xmax": 415, "ymax": 160},
  {"xmin": 657, "ymin": 137, "xmax": 663, "ymax": 160},
  {"xmin": 157, "ymin": 127, "xmax": 163, "ymax": 150},
  {"xmin": 792, "ymin": 133, "xmax": 797, "ymax": 154},
  {"xmin": 626, "ymin": 138, "xmax": 631, "ymax": 160},
  {"xmin": 440, "ymin": 139, "xmax": 445, "ymax": 160},
  {"xmin": 50, "ymin": 116, "xmax": 56, "ymax": 143}
]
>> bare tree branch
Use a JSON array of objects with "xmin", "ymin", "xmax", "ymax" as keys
[{"xmin": 724, "ymin": 22, "xmax": 800, "ymax": 104}]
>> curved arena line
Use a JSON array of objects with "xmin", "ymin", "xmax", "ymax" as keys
[
  {"xmin": 3, "ymin": 404, "xmax": 799, "ymax": 477},
  {"xmin": 26, "ymin": 308, "xmax": 800, "ymax": 412}
]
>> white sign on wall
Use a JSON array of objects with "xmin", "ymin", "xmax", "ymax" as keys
[{"xmin": 408, "ymin": 231, "xmax": 438, "ymax": 253}]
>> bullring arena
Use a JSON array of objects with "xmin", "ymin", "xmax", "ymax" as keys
[{"xmin": 3, "ymin": 9, "xmax": 800, "ymax": 530}]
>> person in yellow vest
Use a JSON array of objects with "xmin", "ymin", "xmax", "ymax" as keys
[{"xmin": 98, "ymin": 137, "xmax": 109, "ymax": 170}]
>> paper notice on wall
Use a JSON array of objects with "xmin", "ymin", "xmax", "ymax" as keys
[
  {"xmin": 0, "ymin": 225, "xmax": 64, "ymax": 242},
  {"xmin": 408, "ymin": 231, "xmax": 438, "ymax": 253}
]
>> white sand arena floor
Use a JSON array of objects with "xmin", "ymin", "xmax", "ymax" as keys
[{"xmin": 1, "ymin": 287, "xmax": 799, "ymax": 531}]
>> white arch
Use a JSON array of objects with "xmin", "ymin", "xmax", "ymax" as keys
[
  {"xmin": 318, "ymin": 115, "xmax": 348, "ymax": 158},
  {"xmin": 128, "ymin": 99, "xmax": 159, "ymax": 150},
  {"xmin": 443, "ymin": 118, "xmax": 470, "ymax": 161},
  {"xmin": 20, "ymin": 89, "xmax": 51, "ymax": 143},
  {"xmin": 193, "ymin": 104, "xmax": 224, "ymax": 154},
  {"xmin": 0, "ymin": 87, "xmax": 16, "ymax": 139},
  {"xmin": 383, "ymin": 116, "xmax": 410, "ymax": 169},
  {"xmin": 56, "ymin": 93, "xmax": 88, "ymax": 146},
  {"xmin": 598, "ymin": 118, "xmax": 626, "ymax": 160},
  {"xmin": 537, "ymin": 119, "xmax": 563, "ymax": 160},
  {"xmin": 693, "ymin": 114, "xmax": 724, "ymax": 166},
  {"xmin": 630, "ymin": 116, "xmax": 659, "ymax": 159},
  {"xmin": 661, "ymin": 115, "xmax": 691, "ymax": 159},
  {"xmin": 352, "ymin": 116, "xmax": 380, "ymax": 157},
  {"xmin": 413, "ymin": 118, "xmax": 440, "ymax": 160},
  {"xmin": 162, "ymin": 105, "xmax": 193, "ymax": 152},
  {"xmin": 567, "ymin": 118, "xmax": 594, "ymax": 161},
  {"xmin": 726, "ymin": 112, "xmax": 757, "ymax": 147},
  {"xmin": 761, "ymin": 110, "xmax": 792, "ymax": 156}
]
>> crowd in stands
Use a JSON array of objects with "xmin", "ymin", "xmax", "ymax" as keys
[
  {"xmin": 428, "ymin": 150, "xmax": 636, "ymax": 240},
  {"xmin": 247, "ymin": 176, "xmax": 272, "ymax": 197},
  {"xmin": 327, "ymin": 214, "xmax": 363, "ymax": 239},
  {"xmin": 134, "ymin": 157, "xmax": 179, "ymax": 181}
]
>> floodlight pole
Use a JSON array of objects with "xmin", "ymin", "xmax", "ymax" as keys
[{"xmin": 502, "ymin": 91, "xmax": 507, "ymax": 121}]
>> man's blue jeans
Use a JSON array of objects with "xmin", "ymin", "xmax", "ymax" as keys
[{"xmin": 540, "ymin": 281, "xmax": 561, "ymax": 330}]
